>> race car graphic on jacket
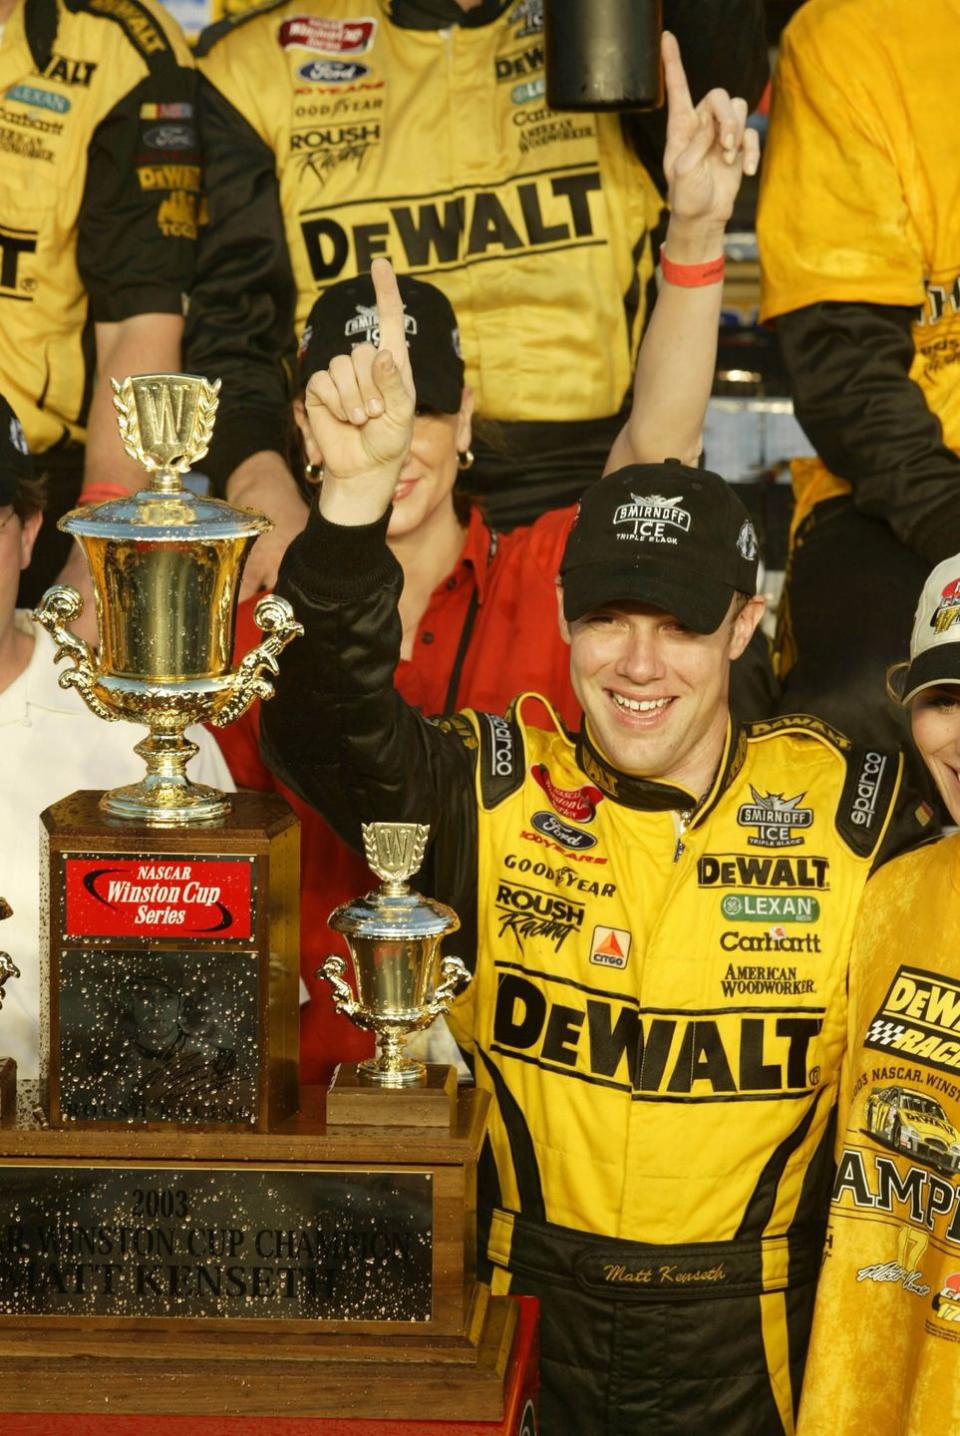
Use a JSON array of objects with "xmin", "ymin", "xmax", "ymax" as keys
[{"xmin": 864, "ymin": 1085, "xmax": 960, "ymax": 1173}]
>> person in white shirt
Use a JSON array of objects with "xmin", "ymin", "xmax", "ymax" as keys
[{"xmin": 0, "ymin": 393, "xmax": 233, "ymax": 1078}]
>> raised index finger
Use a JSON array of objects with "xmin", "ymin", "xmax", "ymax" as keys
[
  {"xmin": 661, "ymin": 30, "xmax": 694, "ymax": 119},
  {"xmin": 371, "ymin": 257, "xmax": 408, "ymax": 362}
]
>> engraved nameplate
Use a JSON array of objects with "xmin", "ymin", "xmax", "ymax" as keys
[
  {"xmin": 0, "ymin": 1166, "xmax": 432, "ymax": 1320},
  {"xmin": 58, "ymin": 947, "xmax": 259, "ymax": 1124}
]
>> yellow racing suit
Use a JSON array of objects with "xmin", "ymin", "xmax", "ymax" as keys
[
  {"xmin": 259, "ymin": 503, "xmax": 917, "ymax": 1436},
  {"xmin": 185, "ymin": 0, "xmax": 766, "ymax": 517}
]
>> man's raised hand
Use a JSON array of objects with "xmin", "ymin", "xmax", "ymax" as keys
[
  {"xmin": 661, "ymin": 30, "xmax": 759, "ymax": 232},
  {"xmin": 305, "ymin": 257, "xmax": 416, "ymax": 494}
]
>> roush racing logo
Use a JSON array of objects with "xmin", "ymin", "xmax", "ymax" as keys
[
  {"xmin": 737, "ymin": 788, "xmax": 814, "ymax": 848},
  {"xmin": 530, "ymin": 763, "xmax": 603, "ymax": 823},
  {"xmin": 495, "ymin": 880, "xmax": 585, "ymax": 953},
  {"xmin": 612, "ymin": 493, "xmax": 691, "ymax": 546},
  {"xmin": 278, "ymin": 16, "xmax": 377, "ymax": 53}
]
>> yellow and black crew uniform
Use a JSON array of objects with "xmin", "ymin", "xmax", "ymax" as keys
[
  {"xmin": 260, "ymin": 496, "xmax": 919, "ymax": 1435},
  {"xmin": 186, "ymin": 0, "xmax": 766, "ymax": 523},
  {"xmin": 0, "ymin": 0, "xmax": 198, "ymax": 597},
  {"xmin": 757, "ymin": 0, "xmax": 960, "ymax": 759}
]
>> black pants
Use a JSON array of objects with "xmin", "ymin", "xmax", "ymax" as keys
[{"xmin": 494, "ymin": 1211, "xmax": 821, "ymax": 1436}]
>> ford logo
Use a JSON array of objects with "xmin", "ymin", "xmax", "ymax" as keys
[
  {"xmin": 530, "ymin": 811, "xmax": 597, "ymax": 850},
  {"xmin": 297, "ymin": 59, "xmax": 370, "ymax": 84},
  {"xmin": 144, "ymin": 124, "xmax": 196, "ymax": 150}
]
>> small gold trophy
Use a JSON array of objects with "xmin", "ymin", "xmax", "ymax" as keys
[
  {"xmin": 33, "ymin": 373, "xmax": 302, "ymax": 826},
  {"xmin": 322, "ymin": 822, "xmax": 470, "ymax": 1087}
]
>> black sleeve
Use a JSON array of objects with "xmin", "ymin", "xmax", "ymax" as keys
[
  {"xmin": 79, "ymin": 65, "xmax": 199, "ymax": 321},
  {"xmin": 778, "ymin": 301, "xmax": 960, "ymax": 566},
  {"xmin": 623, "ymin": 0, "xmax": 768, "ymax": 184},
  {"xmin": 182, "ymin": 75, "xmax": 298, "ymax": 495},
  {"xmin": 260, "ymin": 504, "xmax": 480, "ymax": 941}
]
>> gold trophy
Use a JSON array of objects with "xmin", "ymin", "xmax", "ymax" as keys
[
  {"xmin": 32, "ymin": 373, "xmax": 303, "ymax": 826},
  {"xmin": 322, "ymin": 822, "xmax": 470, "ymax": 1087}
]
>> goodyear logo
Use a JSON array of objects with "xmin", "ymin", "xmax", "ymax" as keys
[
  {"xmin": 721, "ymin": 894, "xmax": 819, "ymax": 922},
  {"xmin": 864, "ymin": 965, "xmax": 960, "ymax": 1076},
  {"xmin": 698, "ymin": 854, "xmax": 829, "ymax": 890},
  {"xmin": 492, "ymin": 970, "xmax": 823, "ymax": 1099}
]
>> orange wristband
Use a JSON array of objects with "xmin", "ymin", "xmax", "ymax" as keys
[
  {"xmin": 659, "ymin": 246, "xmax": 725, "ymax": 288},
  {"xmin": 77, "ymin": 483, "xmax": 129, "ymax": 505}
]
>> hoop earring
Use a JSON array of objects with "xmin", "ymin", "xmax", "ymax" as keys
[{"xmin": 457, "ymin": 449, "xmax": 475, "ymax": 472}]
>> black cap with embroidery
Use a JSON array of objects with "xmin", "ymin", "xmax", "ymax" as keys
[
  {"xmin": 0, "ymin": 393, "xmax": 33, "ymax": 507},
  {"xmin": 298, "ymin": 273, "xmax": 465, "ymax": 413},
  {"xmin": 560, "ymin": 460, "xmax": 760, "ymax": 634}
]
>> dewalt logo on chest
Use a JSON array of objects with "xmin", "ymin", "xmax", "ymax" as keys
[{"xmin": 492, "ymin": 968, "xmax": 824, "ymax": 1099}]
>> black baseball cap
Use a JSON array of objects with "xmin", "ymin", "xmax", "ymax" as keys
[
  {"xmin": 560, "ymin": 460, "xmax": 760, "ymax": 633},
  {"xmin": 298, "ymin": 273, "xmax": 465, "ymax": 413},
  {"xmin": 0, "ymin": 393, "xmax": 33, "ymax": 506}
]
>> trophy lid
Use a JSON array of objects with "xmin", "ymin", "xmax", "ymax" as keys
[
  {"xmin": 329, "ymin": 888, "xmax": 460, "ymax": 942},
  {"xmin": 59, "ymin": 490, "xmax": 271, "ymax": 543}
]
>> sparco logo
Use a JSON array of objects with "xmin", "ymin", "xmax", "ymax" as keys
[
  {"xmin": 850, "ymin": 751, "xmax": 886, "ymax": 829},
  {"xmin": 495, "ymin": 880, "xmax": 585, "ymax": 953},
  {"xmin": 737, "ymin": 788, "xmax": 814, "ymax": 848},
  {"xmin": 488, "ymin": 714, "xmax": 514, "ymax": 777},
  {"xmin": 698, "ymin": 854, "xmax": 830, "ymax": 889},
  {"xmin": 612, "ymin": 493, "xmax": 691, "ymax": 546},
  {"xmin": 530, "ymin": 811, "xmax": 597, "ymax": 850}
]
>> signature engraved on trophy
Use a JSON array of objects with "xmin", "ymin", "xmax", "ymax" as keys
[
  {"xmin": 321, "ymin": 822, "xmax": 470, "ymax": 1087},
  {"xmin": 0, "ymin": 898, "xmax": 20, "ymax": 1011},
  {"xmin": 31, "ymin": 373, "xmax": 303, "ymax": 827}
]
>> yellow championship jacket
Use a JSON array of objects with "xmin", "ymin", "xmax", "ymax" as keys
[
  {"xmin": 758, "ymin": 0, "xmax": 960, "ymax": 530},
  {"xmin": 797, "ymin": 835, "xmax": 960, "ymax": 1436},
  {"xmin": 0, "ymin": 0, "xmax": 198, "ymax": 455},
  {"xmin": 195, "ymin": 0, "xmax": 663, "ymax": 425},
  {"xmin": 441, "ymin": 698, "xmax": 901, "ymax": 1432}
]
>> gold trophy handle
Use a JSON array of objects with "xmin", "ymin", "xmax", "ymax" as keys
[
  {"xmin": 320, "ymin": 955, "xmax": 362, "ymax": 1022},
  {"xmin": 32, "ymin": 586, "xmax": 115, "ymax": 723},
  {"xmin": 213, "ymin": 595, "xmax": 304, "ymax": 729},
  {"xmin": 423, "ymin": 955, "xmax": 471, "ymax": 1020}
]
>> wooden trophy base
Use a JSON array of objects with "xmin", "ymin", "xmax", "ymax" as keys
[
  {"xmin": 326, "ymin": 1060, "xmax": 459, "ymax": 1129},
  {"xmin": 40, "ymin": 790, "xmax": 300, "ymax": 1133},
  {"xmin": 0, "ymin": 1084, "xmax": 521, "ymax": 1423}
]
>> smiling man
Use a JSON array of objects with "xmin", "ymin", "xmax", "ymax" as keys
[{"xmin": 259, "ymin": 262, "xmax": 923, "ymax": 1435}]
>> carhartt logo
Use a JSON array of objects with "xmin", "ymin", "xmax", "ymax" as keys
[
  {"xmin": 612, "ymin": 493, "xmax": 691, "ymax": 546},
  {"xmin": 590, "ymin": 925, "xmax": 630, "ymax": 969}
]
